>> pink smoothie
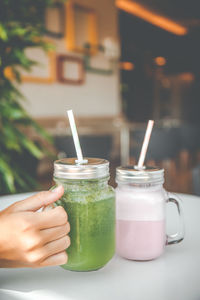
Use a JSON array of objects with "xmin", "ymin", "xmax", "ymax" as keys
[{"xmin": 116, "ymin": 219, "xmax": 166, "ymax": 260}]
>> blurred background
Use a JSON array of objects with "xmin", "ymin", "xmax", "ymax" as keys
[{"xmin": 1, "ymin": 0, "xmax": 200, "ymax": 195}]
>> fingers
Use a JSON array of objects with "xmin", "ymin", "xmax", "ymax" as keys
[
  {"xmin": 39, "ymin": 251, "xmax": 68, "ymax": 267},
  {"xmin": 11, "ymin": 186, "xmax": 64, "ymax": 212},
  {"xmin": 24, "ymin": 235, "xmax": 70, "ymax": 268},
  {"xmin": 44, "ymin": 235, "xmax": 71, "ymax": 258},
  {"xmin": 44, "ymin": 235, "xmax": 71, "ymax": 256},
  {"xmin": 41, "ymin": 222, "xmax": 70, "ymax": 244},
  {"xmin": 35, "ymin": 206, "xmax": 68, "ymax": 229}
]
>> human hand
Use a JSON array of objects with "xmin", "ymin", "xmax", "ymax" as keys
[{"xmin": 0, "ymin": 186, "xmax": 70, "ymax": 268}]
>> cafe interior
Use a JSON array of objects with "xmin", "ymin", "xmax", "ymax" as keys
[{"xmin": 1, "ymin": 0, "xmax": 200, "ymax": 196}]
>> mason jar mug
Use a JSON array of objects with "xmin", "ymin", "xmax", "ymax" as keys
[
  {"xmin": 116, "ymin": 166, "xmax": 184, "ymax": 261},
  {"xmin": 53, "ymin": 158, "xmax": 115, "ymax": 271}
]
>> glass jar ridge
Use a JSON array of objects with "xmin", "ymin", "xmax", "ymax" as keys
[{"xmin": 54, "ymin": 177, "xmax": 110, "ymax": 192}]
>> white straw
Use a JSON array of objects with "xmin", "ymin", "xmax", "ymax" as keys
[
  {"xmin": 137, "ymin": 120, "xmax": 154, "ymax": 169},
  {"xmin": 67, "ymin": 110, "xmax": 85, "ymax": 164}
]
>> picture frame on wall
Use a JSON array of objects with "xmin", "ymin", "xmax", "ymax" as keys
[
  {"xmin": 21, "ymin": 46, "xmax": 56, "ymax": 84},
  {"xmin": 84, "ymin": 54, "xmax": 113, "ymax": 76},
  {"xmin": 4, "ymin": 46, "xmax": 56, "ymax": 84},
  {"xmin": 65, "ymin": 1, "xmax": 98, "ymax": 55},
  {"xmin": 45, "ymin": 2, "xmax": 65, "ymax": 38},
  {"xmin": 57, "ymin": 54, "xmax": 85, "ymax": 85}
]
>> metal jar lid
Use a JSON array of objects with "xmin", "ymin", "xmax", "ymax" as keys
[
  {"xmin": 116, "ymin": 166, "xmax": 164, "ymax": 184},
  {"xmin": 54, "ymin": 158, "xmax": 109, "ymax": 180}
]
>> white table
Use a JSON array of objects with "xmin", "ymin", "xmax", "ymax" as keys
[{"xmin": 0, "ymin": 193, "xmax": 199, "ymax": 300}]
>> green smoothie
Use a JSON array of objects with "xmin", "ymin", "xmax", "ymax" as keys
[{"xmin": 55, "ymin": 179, "xmax": 115, "ymax": 271}]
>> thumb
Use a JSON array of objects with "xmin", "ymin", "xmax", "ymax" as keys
[{"xmin": 11, "ymin": 186, "xmax": 64, "ymax": 212}]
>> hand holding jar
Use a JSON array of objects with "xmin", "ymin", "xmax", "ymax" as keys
[{"xmin": 0, "ymin": 186, "xmax": 70, "ymax": 268}]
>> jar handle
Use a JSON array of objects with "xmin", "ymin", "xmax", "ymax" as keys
[{"xmin": 166, "ymin": 193, "xmax": 185, "ymax": 245}]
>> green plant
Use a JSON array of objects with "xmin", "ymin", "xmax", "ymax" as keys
[{"xmin": 0, "ymin": 0, "xmax": 64, "ymax": 194}]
